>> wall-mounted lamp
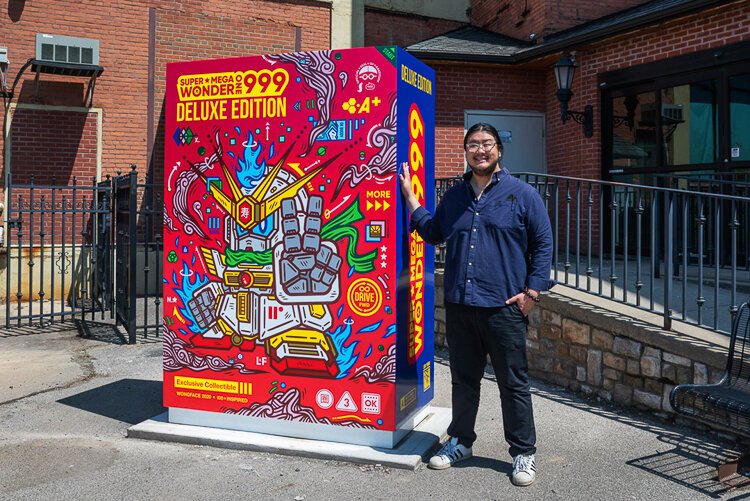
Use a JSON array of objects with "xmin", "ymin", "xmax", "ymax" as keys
[
  {"xmin": 553, "ymin": 53, "xmax": 593, "ymax": 138},
  {"xmin": 0, "ymin": 46, "xmax": 10, "ymax": 98},
  {"xmin": 613, "ymin": 95, "xmax": 639, "ymax": 130}
]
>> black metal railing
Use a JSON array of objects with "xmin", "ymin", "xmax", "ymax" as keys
[
  {"xmin": 4, "ymin": 174, "xmax": 114, "ymax": 326},
  {"xmin": 113, "ymin": 166, "xmax": 163, "ymax": 343},
  {"xmin": 4, "ymin": 167, "xmax": 163, "ymax": 343},
  {"xmin": 654, "ymin": 171, "xmax": 750, "ymax": 197},
  {"xmin": 434, "ymin": 176, "xmax": 463, "ymax": 267},
  {"xmin": 435, "ymin": 173, "xmax": 750, "ymax": 334}
]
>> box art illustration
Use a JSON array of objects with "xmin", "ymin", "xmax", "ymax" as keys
[{"xmin": 163, "ymin": 47, "xmax": 435, "ymax": 441}]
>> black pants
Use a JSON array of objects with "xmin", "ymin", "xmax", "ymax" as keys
[{"xmin": 445, "ymin": 302, "xmax": 537, "ymax": 458}]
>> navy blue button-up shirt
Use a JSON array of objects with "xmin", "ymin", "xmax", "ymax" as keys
[{"xmin": 410, "ymin": 168, "xmax": 554, "ymax": 307}]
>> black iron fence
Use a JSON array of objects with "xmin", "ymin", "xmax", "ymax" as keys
[
  {"xmin": 3, "ymin": 167, "xmax": 162, "ymax": 343},
  {"xmin": 4, "ymin": 175, "xmax": 113, "ymax": 326},
  {"xmin": 113, "ymin": 166, "xmax": 163, "ymax": 343},
  {"xmin": 435, "ymin": 173, "xmax": 750, "ymax": 334},
  {"xmin": 6, "ymin": 166, "xmax": 747, "ymax": 337}
]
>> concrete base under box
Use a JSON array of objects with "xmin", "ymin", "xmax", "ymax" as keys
[{"xmin": 128, "ymin": 406, "xmax": 451, "ymax": 470}]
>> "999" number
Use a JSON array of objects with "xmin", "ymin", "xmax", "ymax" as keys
[{"xmin": 242, "ymin": 69, "xmax": 289, "ymax": 97}]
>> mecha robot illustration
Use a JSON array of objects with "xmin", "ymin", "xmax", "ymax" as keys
[{"xmin": 188, "ymin": 147, "xmax": 343, "ymax": 377}]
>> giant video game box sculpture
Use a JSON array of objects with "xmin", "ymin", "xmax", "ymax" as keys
[{"xmin": 163, "ymin": 47, "xmax": 435, "ymax": 447}]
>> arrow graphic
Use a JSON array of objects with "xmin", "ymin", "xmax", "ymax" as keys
[
  {"xmin": 366, "ymin": 123, "xmax": 382, "ymax": 147},
  {"xmin": 265, "ymin": 122, "xmax": 270, "ymax": 141},
  {"xmin": 324, "ymin": 194, "xmax": 351, "ymax": 219},
  {"xmin": 167, "ymin": 162, "xmax": 180, "ymax": 192},
  {"xmin": 304, "ymin": 159, "xmax": 321, "ymax": 172},
  {"xmin": 366, "ymin": 199, "xmax": 391, "ymax": 211}
]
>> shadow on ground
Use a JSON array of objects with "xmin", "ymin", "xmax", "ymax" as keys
[
  {"xmin": 77, "ymin": 320, "xmax": 128, "ymax": 344},
  {"xmin": 628, "ymin": 433, "xmax": 750, "ymax": 499},
  {"xmin": 0, "ymin": 320, "xmax": 83, "ymax": 338},
  {"xmin": 77, "ymin": 320, "xmax": 162, "ymax": 345},
  {"xmin": 434, "ymin": 348, "xmax": 750, "ymax": 498},
  {"xmin": 58, "ymin": 378, "xmax": 165, "ymax": 424},
  {"xmin": 0, "ymin": 319, "xmax": 126, "ymax": 343},
  {"xmin": 0, "ymin": 318, "xmax": 162, "ymax": 345}
]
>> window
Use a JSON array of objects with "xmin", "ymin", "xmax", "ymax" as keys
[
  {"xmin": 730, "ymin": 73, "xmax": 750, "ymax": 162},
  {"xmin": 612, "ymin": 92, "xmax": 656, "ymax": 169},
  {"xmin": 661, "ymin": 81, "xmax": 717, "ymax": 166},
  {"xmin": 601, "ymin": 41, "xmax": 750, "ymax": 180}
]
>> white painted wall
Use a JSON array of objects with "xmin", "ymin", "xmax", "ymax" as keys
[{"xmin": 331, "ymin": 0, "xmax": 365, "ymax": 49}]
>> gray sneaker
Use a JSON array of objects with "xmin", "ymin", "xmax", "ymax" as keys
[
  {"xmin": 511, "ymin": 453, "xmax": 536, "ymax": 486},
  {"xmin": 428, "ymin": 437, "xmax": 472, "ymax": 470}
]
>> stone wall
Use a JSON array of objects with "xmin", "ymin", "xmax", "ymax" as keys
[{"xmin": 432, "ymin": 270, "xmax": 729, "ymax": 418}]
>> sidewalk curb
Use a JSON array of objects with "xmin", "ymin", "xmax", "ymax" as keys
[{"xmin": 127, "ymin": 407, "xmax": 451, "ymax": 469}]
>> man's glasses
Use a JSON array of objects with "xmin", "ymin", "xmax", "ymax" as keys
[{"xmin": 465, "ymin": 142, "xmax": 496, "ymax": 152}]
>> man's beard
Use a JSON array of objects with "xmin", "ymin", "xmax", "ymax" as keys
[{"xmin": 469, "ymin": 159, "xmax": 499, "ymax": 177}]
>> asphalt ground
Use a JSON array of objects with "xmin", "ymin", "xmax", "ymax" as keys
[{"xmin": 1, "ymin": 321, "xmax": 749, "ymax": 500}]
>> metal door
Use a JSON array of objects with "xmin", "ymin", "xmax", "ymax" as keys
[{"xmin": 465, "ymin": 110, "xmax": 546, "ymax": 175}]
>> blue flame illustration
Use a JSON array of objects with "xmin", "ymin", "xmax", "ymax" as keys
[
  {"xmin": 172, "ymin": 263, "xmax": 210, "ymax": 333},
  {"xmin": 357, "ymin": 320, "xmax": 382, "ymax": 334},
  {"xmin": 384, "ymin": 323, "xmax": 396, "ymax": 338},
  {"xmin": 329, "ymin": 319, "xmax": 359, "ymax": 378},
  {"xmin": 227, "ymin": 129, "xmax": 274, "ymax": 190}
]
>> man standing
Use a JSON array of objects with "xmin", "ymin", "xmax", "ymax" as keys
[{"xmin": 399, "ymin": 123, "xmax": 553, "ymax": 486}]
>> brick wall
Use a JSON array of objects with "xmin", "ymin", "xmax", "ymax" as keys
[
  {"xmin": 4, "ymin": 106, "xmax": 101, "ymax": 247},
  {"xmin": 470, "ymin": 0, "xmax": 648, "ymax": 40},
  {"xmin": 542, "ymin": 0, "xmax": 650, "ymax": 37},
  {"xmin": 5, "ymin": 1, "xmax": 746, "ymax": 190},
  {"xmin": 469, "ymin": 0, "xmax": 547, "ymax": 40},
  {"xmin": 8, "ymin": 107, "xmax": 99, "ymax": 186},
  {"xmin": 430, "ymin": 62, "xmax": 547, "ymax": 178},
  {"xmin": 433, "ymin": 270, "xmax": 727, "ymax": 419},
  {"xmin": 364, "ymin": 8, "xmax": 464, "ymax": 47},
  {"xmin": 430, "ymin": 1, "xmax": 750, "ymax": 181},
  {"xmin": 0, "ymin": 0, "xmax": 331, "ymax": 193},
  {"xmin": 546, "ymin": 1, "xmax": 750, "ymax": 181}
]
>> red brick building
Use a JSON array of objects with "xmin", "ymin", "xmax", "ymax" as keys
[
  {"xmin": 2, "ymin": 0, "xmax": 748, "ymax": 415},
  {"xmin": 1, "ymin": 0, "xmax": 748, "ymax": 205},
  {"xmin": 396, "ymin": 0, "xmax": 750, "ymax": 181},
  {"xmin": 1, "ymin": 0, "xmax": 330, "ymax": 193}
]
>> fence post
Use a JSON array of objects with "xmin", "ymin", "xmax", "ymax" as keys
[
  {"xmin": 4, "ymin": 169, "xmax": 11, "ymax": 327},
  {"xmin": 126, "ymin": 165, "xmax": 138, "ymax": 344},
  {"xmin": 663, "ymin": 190, "xmax": 673, "ymax": 331}
]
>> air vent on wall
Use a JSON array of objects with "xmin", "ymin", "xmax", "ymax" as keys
[
  {"xmin": 35, "ymin": 33, "xmax": 99, "ymax": 66},
  {"xmin": 640, "ymin": 103, "xmax": 684, "ymax": 125}
]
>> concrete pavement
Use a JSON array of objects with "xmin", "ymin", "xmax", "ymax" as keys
[{"xmin": 1, "ymin": 321, "xmax": 749, "ymax": 500}]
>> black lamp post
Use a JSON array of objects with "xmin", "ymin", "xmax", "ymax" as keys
[{"xmin": 553, "ymin": 54, "xmax": 593, "ymax": 138}]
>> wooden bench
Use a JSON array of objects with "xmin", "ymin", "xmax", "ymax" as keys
[{"xmin": 670, "ymin": 301, "xmax": 750, "ymax": 480}]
